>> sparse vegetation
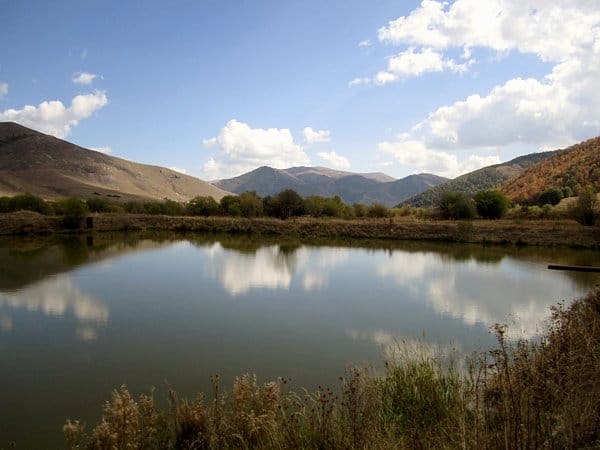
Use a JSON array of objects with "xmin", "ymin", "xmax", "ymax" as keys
[
  {"xmin": 64, "ymin": 288, "xmax": 600, "ymax": 449},
  {"xmin": 569, "ymin": 185, "xmax": 599, "ymax": 225},
  {"xmin": 438, "ymin": 191, "xmax": 476, "ymax": 220},
  {"xmin": 474, "ymin": 190, "xmax": 510, "ymax": 219}
]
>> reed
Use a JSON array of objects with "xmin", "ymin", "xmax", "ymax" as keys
[{"xmin": 65, "ymin": 288, "xmax": 600, "ymax": 449}]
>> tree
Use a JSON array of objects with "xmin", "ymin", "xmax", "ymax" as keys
[
  {"xmin": 367, "ymin": 203, "xmax": 391, "ymax": 218},
  {"xmin": 238, "ymin": 191, "xmax": 263, "ymax": 217},
  {"xmin": 570, "ymin": 186, "xmax": 598, "ymax": 225},
  {"xmin": 58, "ymin": 197, "xmax": 89, "ymax": 229},
  {"xmin": 537, "ymin": 187, "xmax": 563, "ymax": 206},
  {"xmin": 186, "ymin": 196, "xmax": 219, "ymax": 217},
  {"xmin": 438, "ymin": 191, "xmax": 476, "ymax": 219},
  {"xmin": 474, "ymin": 190, "xmax": 510, "ymax": 219},
  {"xmin": 220, "ymin": 195, "xmax": 242, "ymax": 216},
  {"xmin": 269, "ymin": 189, "xmax": 304, "ymax": 219}
]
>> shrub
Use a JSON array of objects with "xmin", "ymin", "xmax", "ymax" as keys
[
  {"xmin": 239, "ymin": 191, "xmax": 263, "ymax": 217},
  {"xmin": 220, "ymin": 195, "xmax": 242, "ymax": 216},
  {"xmin": 352, "ymin": 203, "xmax": 368, "ymax": 218},
  {"xmin": 438, "ymin": 191, "xmax": 476, "ymax": 219},
  {"xmin": 569, "ymin": 185, "xmax": 599, "ymax": 225},
  {"xmin": 186, "ymin": 196, "xmax": 220, "ymax": 217},
  {"xmin": 367, "ymin": 203, "xmax": 391, "ymax": 218},
  {"xmin": 86, "ymin": 198, "xmax": 111, "ymax": 213},
  {"xmin": 58, "ymin": 197, "xmax": 89, "ymax": 229},
  {"xmin": 7, "ymin": 193, "xmax": 52, "ymax": 215},
  {"xmin": 265, "ymin": 189, "xmax": 304, "ymax": 219},
  {"xmin": 537, "ymin": 187, "xmax": 563, "ymax": 206},
  {"xmin": 474, "ymin": 190, "xmax": 510, "ymax": 219}
]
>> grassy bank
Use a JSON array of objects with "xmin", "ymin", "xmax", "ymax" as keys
[
  {"xmin": 1, "ymin": 211, "xmax": 599, "ymax": 248},
  {"xmin": 64, "ymin": 288, "xmax": 600, "ymax": 449}
]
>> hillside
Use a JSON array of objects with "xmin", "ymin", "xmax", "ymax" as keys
[
  {"xmin": 214, "ymin": 166, "xmax": 447, "ymax": 206},
  {"xmin": 403, "ymin": 151, "xmax": 556, "ymax": 207},
  {"xmin": 0, "ymin": 122, "xmax": 229, "ymax": 202},
  {"xmin": 501, "ymin": 136, "xmax": 600, "ymax": 203}
]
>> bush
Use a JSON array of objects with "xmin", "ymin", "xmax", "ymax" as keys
[
  {"xmin": 367, "ymin": 203, "xmax": 391, "ymax": 218},
  {"xmin": 353, "ymin": 203, "xmax": 368, "ymax": 218},
  {"xmin": 569, "ymin": 185, "xmax": 599, "ymax": 225},
  {"xmin": 474, "ymin": 190, "xmax": 510, "ymax": 219},
  {"xmin": 438, "ymin": 192, "xmax": 476, "ymax": 220},
  {"xmin": 220, "ymin": 195, "xmax": 242, "ymax": 216},
  {"xmin": 58, "ymin": 197, "xmax": 89, "ymax": 229},
  {"xmin": 186, "ymin": 196, "xmax": 220, "ymax": 217},
  {"xmin": 239, "ymin": 191, "xmax": 263, "ymax": 217},
  {"xmin": 537, "ymin": 187, "xmax": 563, "ymax": 206},
  {"xmin": 265, "ymin": 189, "xmax": 304, "ymax": 219},
  {"xmin": 6, "ymin": 193, "xmax": 52, "ymax": 215},
  {"xmin": 86, "ymin": 197, "xmax": 111, "ymax": 213}
]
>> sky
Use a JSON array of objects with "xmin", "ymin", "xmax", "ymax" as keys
[{"xmin": 1, "ymin": 0, "xmax": 599, "ymax": 181}]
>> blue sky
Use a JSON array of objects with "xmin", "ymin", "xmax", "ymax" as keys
[{"xmin": 1, "ymin": 1, "xmax": 598, "ymax": 180}]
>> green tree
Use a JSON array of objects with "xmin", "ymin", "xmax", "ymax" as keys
[
  {"xmin": 537, "ymin": 187, "xmax": 563, "ymax": 206},
  {"xmin": 58, "ymin": 197, "xmax": 89, "ymax": 229},
  {"xmin": 186, "ymin": 196, "xmax": 220, "ymax": 217},
  {"xmin": 220, "ymin": 195, "xmax": 242, "ymax": 216},
  {"xmin": 238, "ymin": 191, "xmax": 263, "ymax": 217},
  {"xmin": 86, "ymin": 197, "xmax": 111, "ymax": 213},
  {"xmin": 570, "ymin": 186, "xmax": 598, "ymax": 225},
  {"xmin": 267, "ymin": 189, "xmax": 304, "ymax": 219},
  {"xmin": 438, "ymin": 192, "xmax": 476, "ymax": 220},
  {"xmin": 474, "ymin": 190, "xmax": 510, "ymax": 219}
]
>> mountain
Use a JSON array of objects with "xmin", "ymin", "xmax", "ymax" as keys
[
  {"xmin": 0, "ymin": 122, "xmax": 229, "ymax": 202},
  {"xmin": 403, "ymin": 151, "xmax": 557, "ymax": 207},
  {"xmin": 501, "ymin": 136, "xmax": 600, "ymax": 203},
  {"xmin": 213, "ymin": 166, "xmax": 447, "ymax": 206}
]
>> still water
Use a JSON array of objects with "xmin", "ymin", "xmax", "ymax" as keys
[{"xmin": 0, "ymin": 233, "xmax": 598, "ymax": 447}]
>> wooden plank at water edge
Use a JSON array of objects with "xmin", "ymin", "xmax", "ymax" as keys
[{"xmin": 548, "ymin": 264, "xmax": 600, "ymax": 273}]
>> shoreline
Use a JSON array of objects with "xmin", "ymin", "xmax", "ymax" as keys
[{"xmin": 1, "ymin": 211, "xmax": 599, "ymax": 248}]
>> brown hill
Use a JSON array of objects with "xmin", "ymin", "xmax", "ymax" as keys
[
  {"xmin": 0, "ymin": 122, "xmax": 228, "ymax": 202},
  {"xmin": 501, "ymin": 136, "xmax": 600, "ymax": 203}
]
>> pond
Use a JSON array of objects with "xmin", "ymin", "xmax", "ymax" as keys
[{"xmin": 0, "ymin": 233, "xmax": 599, "ymax": 447}]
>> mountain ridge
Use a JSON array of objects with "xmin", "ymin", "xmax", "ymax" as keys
[
  {"xmin": 0, "ymin": 122, "xmax": 229, "ymax": 202},
  {"xmin": 213, "ymin": 166, "xmax": 447, "ymax": 206}
]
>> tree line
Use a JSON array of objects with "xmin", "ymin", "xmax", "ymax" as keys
[{"xmin": 1, "ymin": 185, "xmax": 598, "ymax": 226}]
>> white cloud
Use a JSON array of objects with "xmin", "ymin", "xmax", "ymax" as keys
[
  {"xmin": 377, "ymin": 0, "xmax": 600, "ymax": 62},
  {"xmin": 169, "ymin": 166, "xmax": 187, "ymax": 174},
  {"xmin": 0, "ymin": 82, "xmax": 7, "ymax": 100},
  {"xmin": 317, "ymin": 151, "xmax": 351, "ymax": 169},
  {"xmin": 358, "ymin": 39, "xmax": 372, "ymax": 47},
  {"xmin": 348, "ymin": 77, "xmax": 370, "ymax": 87},
  {"xmin": 90, "ymin": 146, "xmax": 112, "ymax": 154},
  {"xmin": 201, "ymin": 119, "xmax": 309, "ymax": 179},
  {"xmin": 303, "ymin": 127, "xmax": 331, "ymax": 144},
  {"xmin": 379, "ymin": 140, "xmax": 500, "ymax": 178},
  {"xmin": 375, "ymin": 47, "xmax": 474, "ymax": 84},
  {"xmin": 72, "ymin": 72, "xmax": 100, "ymax": 85},
  {"xmin": 371, "ymin": 0, "xmax": 600, "ymax": 172},
  {"xmin": 0, "ymin": 90, "xmax": 108, "ymax": 138}
]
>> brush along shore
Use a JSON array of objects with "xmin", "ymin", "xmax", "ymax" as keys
[
  {"xmin": 0, "ymin": 211, "xmax": 599, "ymax": 248},
  {"xmin": 64, "ymin": 288, "xmax": 600, "ymax": 449}
]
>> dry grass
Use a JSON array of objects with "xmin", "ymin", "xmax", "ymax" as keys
[
  {"xmin": 64, "ymin": 289, "xmax": 600, "ymax": 449},
  {"xmin": 2, "ymin": 212, "xmax": 598, "ymax": 248}
]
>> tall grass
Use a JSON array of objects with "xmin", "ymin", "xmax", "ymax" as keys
[{"xmin": 65, "ymin": 289, "xmax": 600, "ymax": 449}]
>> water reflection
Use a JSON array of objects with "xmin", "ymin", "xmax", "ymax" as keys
[
  {"xmin": 0, "ymin": 274, "xmax": 108, "ymax": 340},
  {"xmin": 377, "ymin": 251, "xmax": 590, "ymax": 338}
]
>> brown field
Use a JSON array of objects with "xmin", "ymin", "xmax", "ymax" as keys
[{"xmin": 1, "ymin": 212, "xmax": 599, "ymax": 248}]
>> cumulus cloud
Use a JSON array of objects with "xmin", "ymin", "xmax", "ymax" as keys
[
  {"xmin": 0, "ymin": 90, "xmax": 108, "ymax": 138},
  {"xmin": 72, "ymin": 72, "xmax": 100, "ymax": 85},
  {"xmin": 348, "ymin": 77, "xmax": 370, "ymax": 87},
  {"xmin": 375, "ymin": 47, "xmax": 473, "ymax": 84},
  {"xmin": 303, "ymin": 127, "xmax": 331, "ymax": 144},
  {"xmin": 379, "ymin": 140, "xmax": 500, "ymax": 178},
  {"xmin": 201, "ymin": 119, "xmax": 309, "ymax": 179},
  {"xmin": 370, "ymin": 0, "xmax": 600, "ymax": 175},
  {"xmin": 0, "ymin": 82, "xmax": 7, "ymax": 100},
  {"xmin": 169, "ymin": 166, "xmax": 187, "ymax": 174},
  {"xmin": 317, "ymin": 151, "xmax": 351, "ymax": 169}
]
